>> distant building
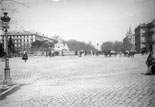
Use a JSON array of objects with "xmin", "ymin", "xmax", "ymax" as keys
[
  {"xmin": 54, "ymin": 39, "xmax": 69, "ymax": 55},
  {"xmin": 123, "ymin": 27, "xmax": 135, "ymax": 50},
  {"xmin": 145, "ymin": 19, "xmax": 155, "ymax": 52},
  {"xmin": 135, "ymin": 24, "xmax": 148, "ymax": 53},
  {"xmin": 134, "ymin": 19, "xmax": 155, "ymax": 53},
  {"xmin": 0, "ymin": 31, "xmax": 53, "ymax": 53}
]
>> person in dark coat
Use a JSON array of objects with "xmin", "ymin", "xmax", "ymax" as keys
[
  {"xmin": 145, "ymin": 51, "xmax": 155, "ymax": 75},
  {"xmin": 22, "ymin": 51, "xmax": 28, "ymax": 62}
]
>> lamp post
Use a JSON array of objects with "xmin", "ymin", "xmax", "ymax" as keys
[{"xmin": 1, "ymin": 12, "xmax": 12, "ymax": 85}]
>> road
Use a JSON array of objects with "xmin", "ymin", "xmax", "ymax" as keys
[{"xmin": 0, "ymin": 55, "xmax": 154, "ymax": 107}]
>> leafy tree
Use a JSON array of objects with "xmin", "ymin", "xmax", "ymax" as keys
[
  {"xmin": 101, "ymin": 41, "xmax": 114, "ymax": 51},
  {"xmin": 113, "ymin": 41, "xmax": 123, "ymax": 51},
  {"xmin": 67, "ymin": 40, "xmax": 96, "ymax": 52},
  {"xmin": 101, "ymin": 41, "xmax": 123, "ymax": 52},
  {"xmin": 31, "ymin": 40, "xmax": 44, "ymax": 52},
  {"xmin": 31, "ymin": 40, "xmax": 55, "ymax": 52}
]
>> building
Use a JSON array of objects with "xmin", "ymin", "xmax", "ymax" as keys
[
  {"xmin": 145, "ymin": 19, "xmax": 155, "ymax": 52},
  {"xmin": 0, "ymin": 31, "xmax": 53, "ymax": 53},
  {"xmin": 123, "ymin": 27, "xmax": 135, "ymax": 51},
  {"xmin": 134, "ymin": 19, "xmax": 155, "ymax": 53},
  {"xmin": 54, "ymin": 39, "xmax": 69, "ymax": 55}
]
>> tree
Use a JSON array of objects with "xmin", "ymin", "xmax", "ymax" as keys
[
  {"xmin": 31, "ymin": 40, "xmax": 55, "ymax": 52},
  {"xmin": 0, "ymin": 0, "xmax": 29, "ymax": 8},
  {"xmin": 67, "ymin": 40, "xmax": 96, "ymax": 52},
  {"xmin": 113, "ymin": 41, "xmax": 123, "ymax": 51},
  {"xmin": 31, "ymin": 40, "xmax": 44, "ymax": 52},
  {"xmin": 101, "ymin": 41, "xmax": 123, "ymax": 52},
  {"xmin": 101, "ymin": 41, "xmax": 114, "ymax": 51},
  {"xmin": 0, "ymin": 0, "xmax": 29, "ymax": 30}
]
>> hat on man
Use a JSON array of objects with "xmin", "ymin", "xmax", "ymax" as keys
[{"xmin": 4, "ymin": 12, "xmax": 8, "ymax": 15}]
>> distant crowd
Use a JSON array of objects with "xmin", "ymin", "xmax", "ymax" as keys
[{"xmin": 1, "ymin": 45, "xmax": 154, "ymax": 75}]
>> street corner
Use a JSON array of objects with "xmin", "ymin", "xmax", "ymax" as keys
[{"xmin": 0, "ymin": 83, "xmax": 20, "ymax": 100}]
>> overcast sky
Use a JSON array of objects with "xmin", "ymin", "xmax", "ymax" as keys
[{"xmin": 1, "ymin": 0, "xmax": 155, "ymax": 45}]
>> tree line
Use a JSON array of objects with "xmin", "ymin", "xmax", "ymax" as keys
[
  {"xmin": 67, "ymin": 40, "xmax": 96, "ymax": 52},
  {"xmin": 101, "ymin": 41, "xmax": 124, "ymax": 52}
]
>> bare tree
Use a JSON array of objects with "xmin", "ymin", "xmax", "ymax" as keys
[{"xmin": 0, "ymin": 0, "xmax": 30, "ymax": 31}]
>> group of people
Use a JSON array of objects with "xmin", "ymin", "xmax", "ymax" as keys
[
  {"xmin": 46, "ymin": 49, "xmax": 55, "ymax": 57},
  {"xmin": 21, "ymin": 49, "xmax": 154, "ymax": 75}
]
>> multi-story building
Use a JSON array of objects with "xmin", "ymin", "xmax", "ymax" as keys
[
  {"xmin": 123, "ymin": 27, "xmax": 135, "ymax": 50},
  {"xmin": 0, "ymin": 31, "xmax": 53, "ymax": 53},
  {"xmin": 145, "ymin": 19, "xmax": 155, "ymax": 52},
  {"xmin": 134, "ymin": 19, "xmax": 155, "ymax": 53},
  {"xmin": 134, "ymin": 24, "xmax": 147, "ymax": 53}
]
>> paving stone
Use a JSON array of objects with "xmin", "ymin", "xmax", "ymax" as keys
[{"xmin": 0, "ymin": 55, "xmax": 154, "ymax": 107}]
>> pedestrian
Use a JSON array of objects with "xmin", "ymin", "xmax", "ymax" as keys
[
  {"xmin": 51, "ymin": 49, "xmax": 54, "ymax": 56},
  {"xmin": 49, "ymin": 50, "xmax": 51, "ymax": 56},
  {"xmin": 22, "ymin": 51, "xmax": 28, "ymax": 62},
  {"xmin": 145, "ymin": 51, "xmax": 155, "ymax": 75},
  {"xmin": 79, "ymin": 50, "xmax": 83, "ymax": 57},
  {"xmin": 75, "ymin": 50, "xmax": 78, "ymax": 55}
]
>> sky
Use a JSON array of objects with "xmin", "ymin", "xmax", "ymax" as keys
[{"xmin": 1, "ymin": 0, "xmax": 155, "ymax": 45}]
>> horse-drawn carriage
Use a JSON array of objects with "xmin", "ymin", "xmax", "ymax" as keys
[
  {"xmin": 123, "ymin": 50, "xmax": 136, "ymax": 57},
  {"xmin": 104, "ymin": 50, "xmax": 117, "ymax": 57}
]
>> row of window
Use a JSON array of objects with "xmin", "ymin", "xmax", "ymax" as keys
[
  {"xmin": 14, "ymin": 43, "xmax": 30, "ymax": 47},
  {"xmin": 10, "ymin": 35, "xmax": 35, "ymax": 39},
  {"xmin": 13, "ymin": 39, "xmax": 34, "ymax": 43}
]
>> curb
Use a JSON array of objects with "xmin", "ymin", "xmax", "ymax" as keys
[{"xmin": 0, "ymin": 83, "xmax": 19, "ymax": 99}]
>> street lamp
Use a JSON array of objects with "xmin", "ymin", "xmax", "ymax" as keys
[{"xmin": 1, "ymin": 12, "xmax": 12, "ymax": 85}]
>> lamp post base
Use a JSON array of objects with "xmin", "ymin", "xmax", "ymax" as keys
[
  {"xmin": 3, "ymin": 79, "xmax": 12, "ymax": 86},
  {"xmin": 3, "ymin": 68, "xmax": 12, "ymax": 86}
]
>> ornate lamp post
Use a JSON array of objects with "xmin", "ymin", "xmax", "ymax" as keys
[{"xmin": 1, "ymin": 12, "xmax": 11, "ymax": 85}]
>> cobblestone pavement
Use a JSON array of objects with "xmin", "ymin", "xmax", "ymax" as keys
[{"xmin": 0, "ymin": 55, "xmax": 155, "ymax": 107}]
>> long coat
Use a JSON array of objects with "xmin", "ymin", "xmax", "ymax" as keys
[
  {"xmin": 146, "ymin": 52, "xmax": 154, "ymax": 67},
  {"xmin": 22, "ymin": 52, "xmax": 28, "ymax": 60}
]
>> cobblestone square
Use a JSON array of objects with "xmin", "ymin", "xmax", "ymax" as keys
[{"xmin": 0, "ymin": 55, "xmax": 155, "ymax": 107}]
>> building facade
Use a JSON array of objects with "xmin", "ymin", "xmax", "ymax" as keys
[
  {"xmin": 0, "ymin": 31, "xmax": 53, "ymax": 53},
  {"xmin": 145, "ymin": 19, "xmax": 155, "ymax": 52},
  {"xmin": 123, "ymin": 27, "xmax": 135, "ymax": 51},
  {"xmin": 134, "ymin": 19, "xmax": 155, "ymax": 53}
]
